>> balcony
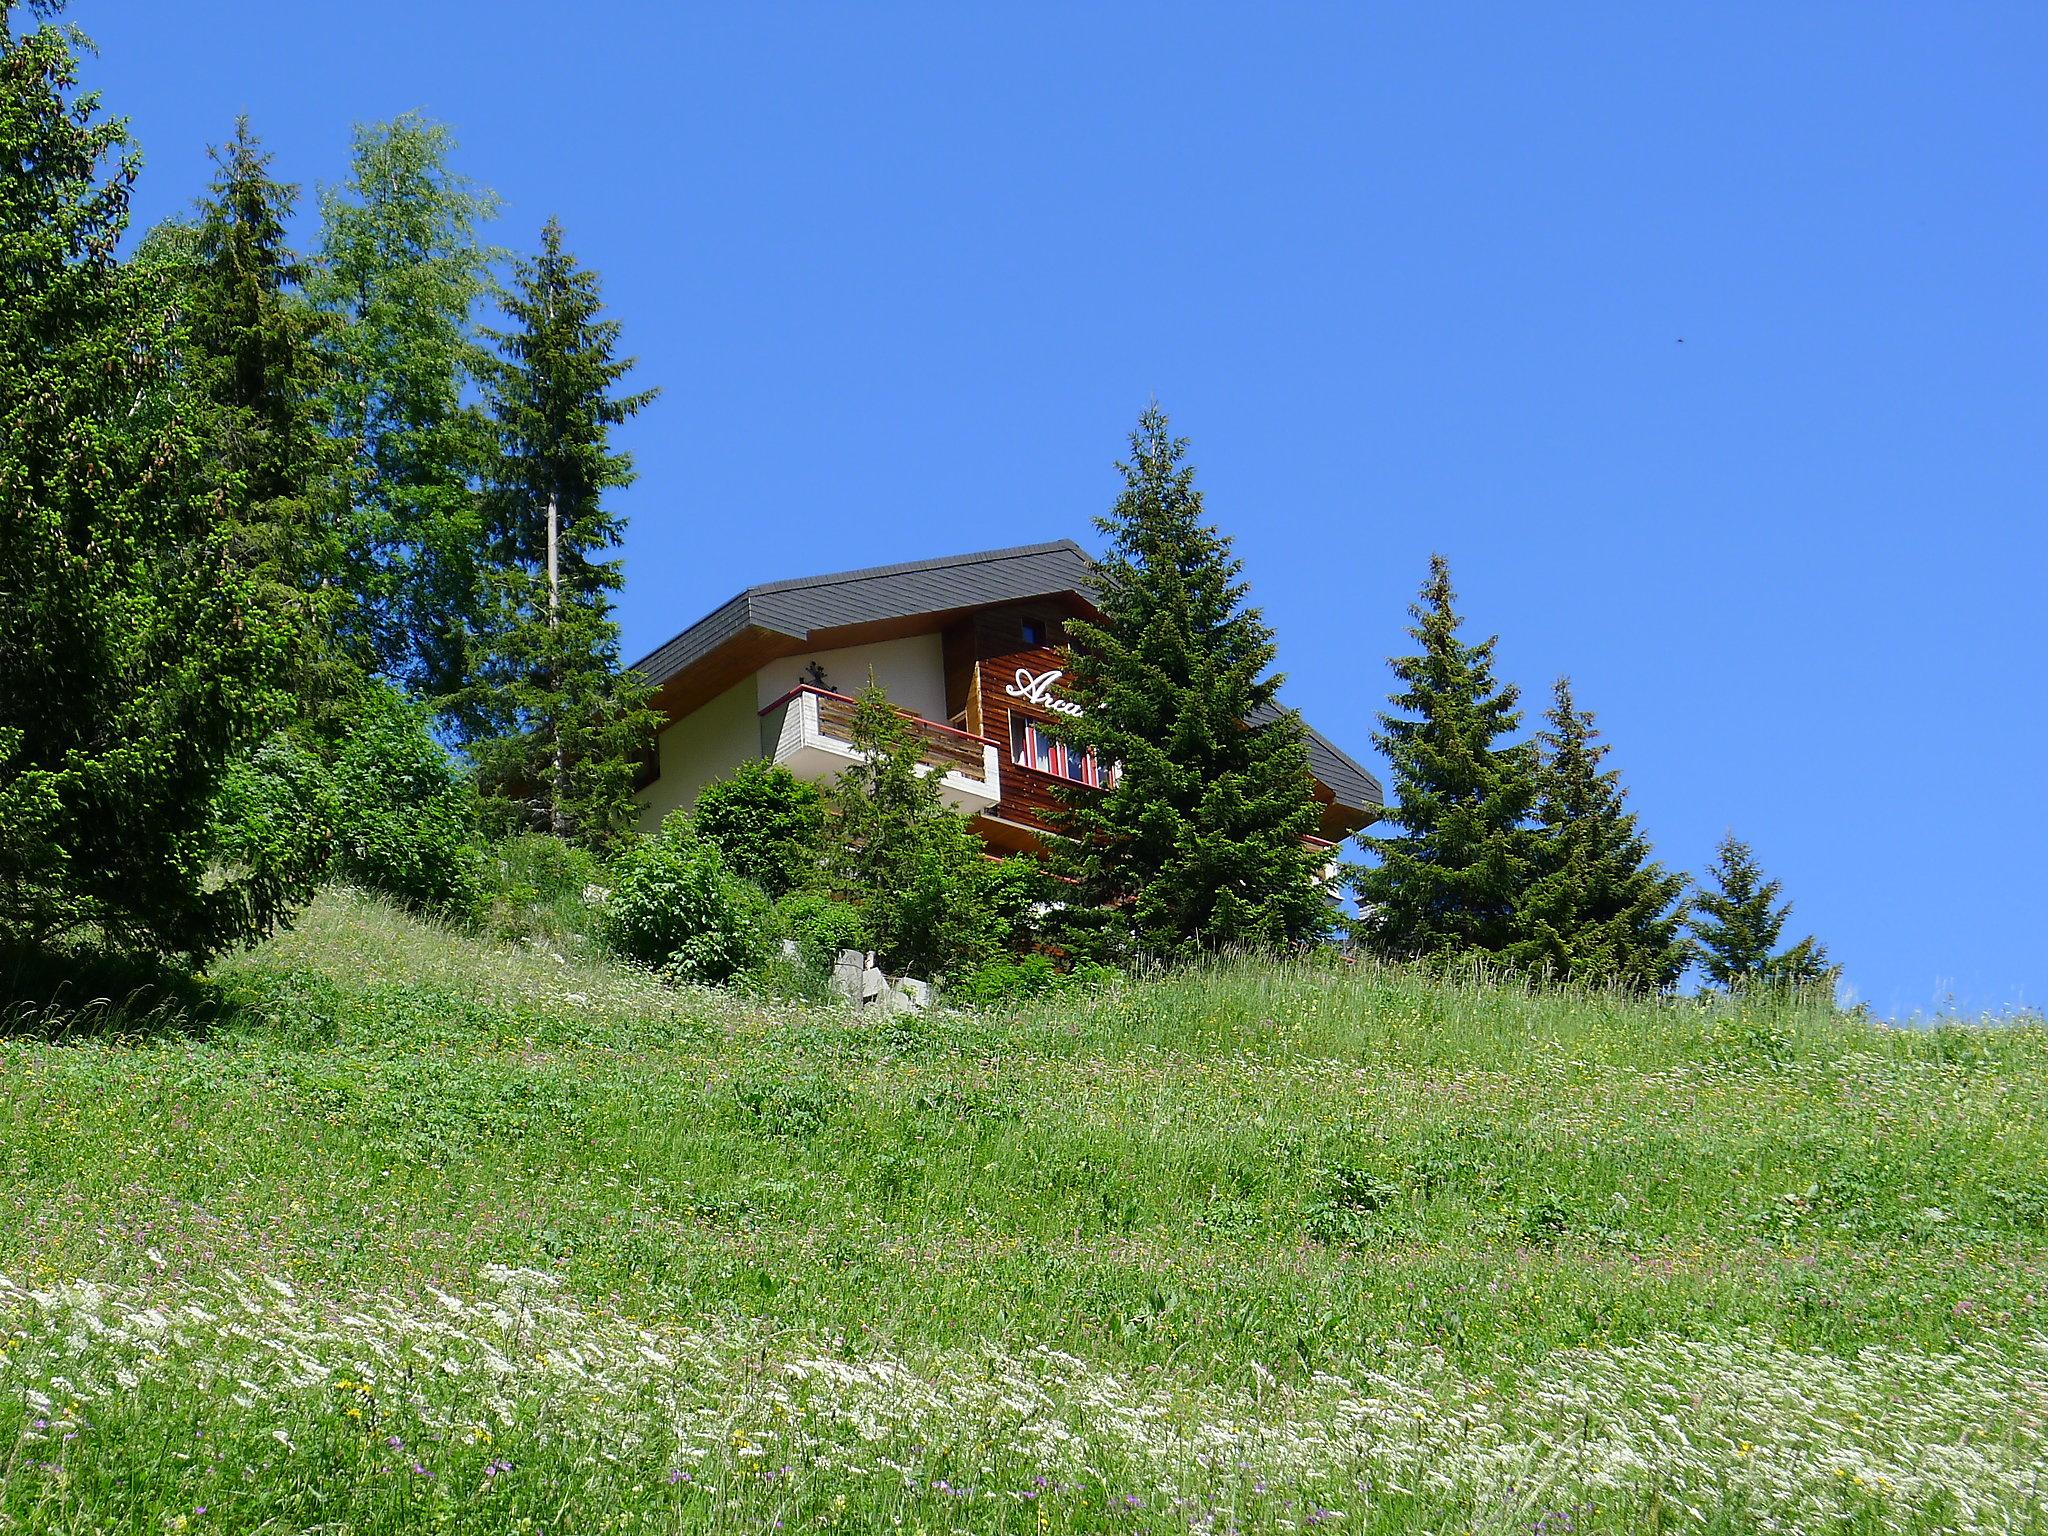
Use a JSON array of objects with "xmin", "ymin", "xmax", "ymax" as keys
[{"xmin": 757, "ymin": 686, "xmax": 1002, "ymax": 814}]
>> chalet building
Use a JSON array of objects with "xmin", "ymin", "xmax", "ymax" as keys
[{"xmin": 628, "ymin": 540, "xmax": 1381, "ymax": 856}]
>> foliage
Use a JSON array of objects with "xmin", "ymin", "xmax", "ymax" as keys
[
  {"xmin": 607, "ymin": 814, "xmax": 772, "ymax": 985},
  {"xmin": 0, "ymin": 4, "xmax": 304, "ymax": 959},
  {"xmin": 476, "ymin": 833, "xmax": 605, "ymax": 950},
  {"xmin": 1517, "ymin": 677, "xmax": 1690, "ymax": 990},
  {"xmin": 1691, "ymin": 831, "xmax": 1836, "ymax": 992},
  {"xmin": 1353, "ymin": 555, "xmax": 1543, "ymax": 965},
  {"xmin": 1304, "ymin": 1160, "xmax": 1402, "ymax": 1245},
  {"xmin": 459, "ymin": 218, "xmax": 657, "ymax": 852},
  {"xmin": 202, "ymin": 735, "xmax": 340, "ymax": 948},
  {"xmin": 771, "ymin": 888, "xmax": 870, "ymax": 971},
  {"xmin": 829, "ymin": 682, "xmax": 1000, "ymax": 982},
  {"xmin": 1051, "ymin": 405, "xmax": 1330, "ymax": 959},
  {"xmin": 147, "ymin": 117, "xmax": 355, "ymax": 725},
  {"xmin": 693, "ymin": 759, "xmax": 827, "ymax": 899},
  {"xmin": 328, "ymin": 685, "xmax": 482, "ymax": 918},
  {"xmin": 948, "ymin": 952, "xmax": 1118, "ymax": 1006},
  {"xmin": 309, "ymin": 113, "xmax": 499, "ymax": 704},
  {"xmin": 5, "ymin": 891, "xmax": 2045, "ymax": 1533},
  {"xmin": 979, "ymin": 856, "xmax": 1057, "ymax": 949}
]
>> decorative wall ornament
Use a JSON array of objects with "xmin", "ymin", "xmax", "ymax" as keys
[{"xmin": 1004, "ymin": 667, "xmax": 1084, "ymax": 717}]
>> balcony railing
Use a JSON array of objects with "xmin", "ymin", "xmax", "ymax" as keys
[{"xmin": 757, "ymin": 686, "xmax": 1002, "ymax": 814}]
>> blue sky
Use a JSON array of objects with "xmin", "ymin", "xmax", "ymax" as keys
[{"xmin": 85, "ymin": 3, "xmax": 2044, "ymax": 1017}]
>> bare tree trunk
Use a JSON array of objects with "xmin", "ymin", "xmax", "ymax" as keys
[{"xmin": 547, "ymin": 490, "xmax": 566, "ymax": 838}]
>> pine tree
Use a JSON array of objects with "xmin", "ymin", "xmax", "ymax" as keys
[
  {"xmin": 459, "ymin": 218, "xmax": 656, "ymax": 851},
  {"xmin": 1353, "ymin": 556, "xmax": 1541, "ymax": 963},
  {"xmin": 830, "ymin": 682, "xmax": 997, "ymax": 982},
  {"xmin": 309, "ymin": 114, "xmax": 498, "ymax": 704},
  {"xmin": 0, "ymin": 2, "xmax": 306, "ymax": 958},
  {"xmin": 1518, "ymin": 678, "xmax": 1689, "ymax": 989},
  {"xmin": 157, "ymin": 118, "xmax": 353, "ymax": 720},
  {"xmin": 1691, "ymin": 833, "xmax": 1835, "ymax": 992},
  {"xmin": 1051, "ymin": 406, "xmax": 1328, "ymax": 960}
]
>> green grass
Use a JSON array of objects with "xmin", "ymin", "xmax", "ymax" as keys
[{"xmin": 3, "ymin": 890, "xmax": 2045, "ymax": 1533}]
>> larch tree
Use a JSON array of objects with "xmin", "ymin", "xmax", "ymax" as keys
[
  {"xmin": 309, "ymin": 113, "xmax": 498, "ymax": 706},
  {"xmin": 0, "ymin": 2, "xmax": 309, "ymax": 958},
  {"xmin": 1050, "ymin": 406, "xmax": 1330, "ymax": 960},
  {"xmin": 1518, "ymin": 677, "xmax": 1689, "ymax": 989},
  {"xmin": 1352, "ymin": 555, "xmax": 1542, "ymax": 964},
  {"xmin": 459, "ymin": 217, "xmax": 657, "ymax": 852},
  {"xmin": 1690, "ymin": 833, "xmax": 1835, "ymax": 992}
]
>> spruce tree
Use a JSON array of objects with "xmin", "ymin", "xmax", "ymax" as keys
[
  {"xmin": 1051, "ymin": 406, "xmax": 1328, "ymax": 960},
  {"xmin": 309, "ymin": 114, "xmax": 498, "ymax": 704},
  {"xmin": 0, "ymin": 2, "xmax": 305, "ymax": 958},
  {"xmin": 1691, "ymin": 833, "xmax": 1835, "ymax": 991},
  {"xmin": 161, "ymin": 118, "xmax": 353, "ymax": 720},
  {"xmin": 459, "ymin": 218, "xmax": 656, "ymax": 851},
  {"xmin": 1353, "ymin": 556, "xmax": 1541, "ymax": 963},
  {"xmin": 1518, "ymin": 677, "xmax": 1689, "ymax": 989}
]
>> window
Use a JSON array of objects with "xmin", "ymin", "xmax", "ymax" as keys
[
  {"xmin": 1010, "ymin": 713, "xmax": 1115, "ymax": 788},
  {"xmin": 1020, "ymin": 617, "xmax": 1044, "ymax": 647}
]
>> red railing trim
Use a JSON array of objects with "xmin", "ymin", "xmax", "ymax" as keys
[{"xmin": 757, "ymin": 684, "xmax": 999, "ymax": 749}]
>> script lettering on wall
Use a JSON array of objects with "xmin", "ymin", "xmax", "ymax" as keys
[{"xmin": 1004, "ymin": 667, "xmax": 1084, "ymax": 717}]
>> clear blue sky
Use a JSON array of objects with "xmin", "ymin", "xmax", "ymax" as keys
[{"xmin": 84, "ymin": 3, "xmax": 2044, "ymax": 1018}]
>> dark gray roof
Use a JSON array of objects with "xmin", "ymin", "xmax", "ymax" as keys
[
  {"xmin": 629, "ymin": 540, "xmax": 1095, "ymax": 686},
  {"xmin": 630, "ymin": 538, "xmax": 1381, "ymax": 813}
]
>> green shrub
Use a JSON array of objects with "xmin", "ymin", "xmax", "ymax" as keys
[
  {"xmin": 608, "ymin": 814, "xmax": 772, "ymax": 986},
  {"xmin": 330, "ymin": 687, "xmax": 483, "ymax": 918},
  {"xmin": 949, "ymin": 952, "xmax": 1119, "ymax": 1007},
  {"xmin": 693, "ymin": 760, "xmax": 826, "ymax": 898},
  {"xmin": 773, "ymin": 890, "xmax": 870, "ymax": 969},
  {"xmin": 479, "ymin": 834, "xmax": 605, "ymax": 949}
]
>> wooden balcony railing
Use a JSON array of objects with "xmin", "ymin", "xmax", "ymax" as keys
[{"xmin": 778, "ymin": 687, "xmax": 997, "ymax": 781}]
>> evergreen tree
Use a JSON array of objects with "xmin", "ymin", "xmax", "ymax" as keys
[
  {"xmin": 1051, "ymin": 406, "xmax": 1328, "ymax": 960},
  {"xmin": 1353, "ymin": 556, "xmax": 1541, "ymax": 963},
  {"xmin": 0, "ymin": 2, "xmax": 306, "ymax": 958},
  {"xmin": 830, "ymin": 682, "xmax": 997, "ymax": 982},
  {"xmin": 1691, "ymin": 833, "xmax": 1835, "ymax": 991},
  {"xmin": 309, "ymin": 114, "xmax": 498, "ymax": 703},
  {"xmin": 1518, "ymin": 677, "xmax": 1689, "ymax": 989},
  {"xmin": 459, "ymin": 218, "xmax": 656, "ymax": 852},
  {"xmin": 158, "ymin": 118, "xmax": 352, "ymax": 720}
]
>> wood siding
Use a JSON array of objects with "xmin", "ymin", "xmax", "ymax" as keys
[{"xmin": 973, "ymin": 599, "xmax": 1089, "ymax": 833}]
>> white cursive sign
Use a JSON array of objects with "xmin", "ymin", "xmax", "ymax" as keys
[{"xmin": 1004, "ymin": 667, "xmax": 1084, "ymax": 716}]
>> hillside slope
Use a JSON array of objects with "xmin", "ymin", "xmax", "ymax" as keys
[{"xmin": 4, "ymin": 890, "xmax": 2046, "ymax": 1533}]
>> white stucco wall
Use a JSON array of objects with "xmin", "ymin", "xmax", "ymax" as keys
[
  {"xmin": 755, "ymin": 634, "xmax": 947, "ymax": 723},
  {"xmin": 634, "ymin": 677, "xmax": 761, "ymax": 831}
]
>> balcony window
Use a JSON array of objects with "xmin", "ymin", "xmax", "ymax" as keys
[{"xmin": 1010, "ymin": 714, "xmax": 1114, "ymax": 788}]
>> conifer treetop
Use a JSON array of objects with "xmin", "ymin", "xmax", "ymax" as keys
[
  {"xmin": 1353, "ymin": 555, "xmax": 1541, "ymax": 964},
  {"xmin": 1053, "ymin": 405, "xmax": 1328, "ymax": 958},
  {"xmin": 1691, "ymin": 831, "xmax": 1834, "ymax": 992},
  {"xmin": 1517, "ymin": 676, "xmax": 1689, "ymax": 990}
]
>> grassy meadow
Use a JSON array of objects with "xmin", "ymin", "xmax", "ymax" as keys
[{"xmin": 4, "ymin": 890, "xmax": 2046, "ymax": 1533}]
